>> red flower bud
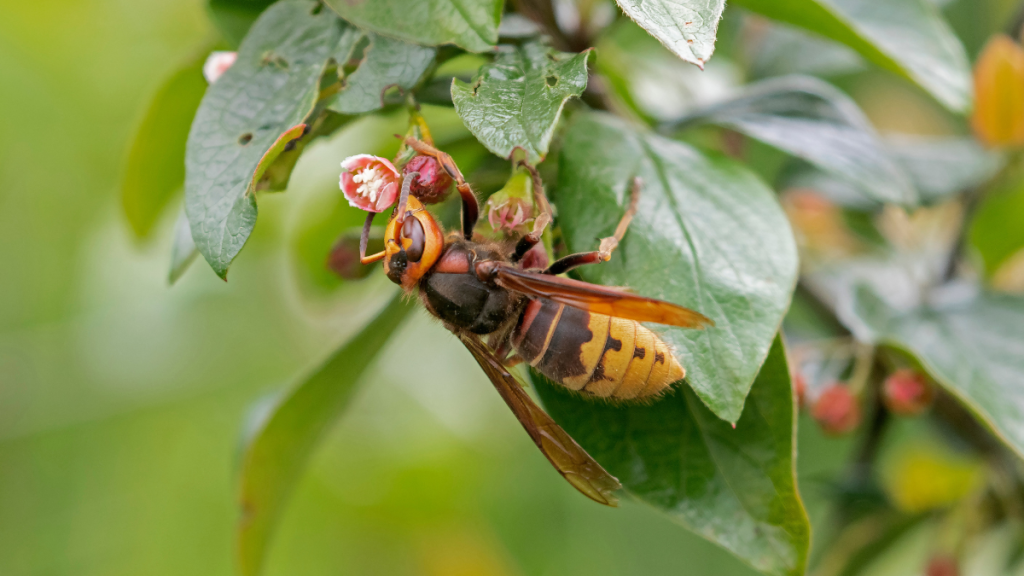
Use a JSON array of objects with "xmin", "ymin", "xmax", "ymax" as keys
[
  {"xmin": 403, "ymin": 155, "xmax": 453, "ymax": 204},
  {"xmin": 812, "ymin": 384, "xmax": 861, "ymax": 436},
  {"xmin": 882, "ymin": 369, "xmax": 934, "ymax": 416},
  {"xmin": 926, "ymin": 555, "xmax": 958, "ymax": 576},
  {"xmin": 519, "ymin": 242, "xmax": 549, "ymax": 270},
  {"xmin": 326, "ymin": 232, "xmax": 375, "ymax": 280}
]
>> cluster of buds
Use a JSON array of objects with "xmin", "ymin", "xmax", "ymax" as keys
[{"xmin": 793, "ymin": 365, "xmax": 934, "ymax": 437}]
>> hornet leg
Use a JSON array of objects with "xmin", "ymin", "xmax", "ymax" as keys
[
  {"xmin": 403, "ymin": 136, "xmax": 479, "ymax": 240},
  {"xmin": 510, "ymin": 162, "xmax": 554, "ymax": 263},
  {"xmin": 545, "ymin": 177, "xmax": 641, "ymax": 275}
]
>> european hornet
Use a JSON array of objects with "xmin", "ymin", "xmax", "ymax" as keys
[{"xmin": 356, "ymin": 138, "xmax": 713, "ymax": 506}]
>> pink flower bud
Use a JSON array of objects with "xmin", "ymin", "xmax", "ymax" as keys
[
  {"xmin": 403, "ymin": 155, "xmax": 453, "ymax": 204},
  {"xmin": 339, "ymin": 154, "xmax": 401, "ymax": 213},
  {"xmin": 882, "ymin": 369, "xmax": 934, "ymax": 416},
  {"xmin": 487, "ymin": 197, "xmax": 533, "ymax": 233},
  {"xmin": 812, "ymin": 384, "xmax": 861, "ymax": 436},
  {"xmin": 203, "ymin": 51, "xmax": 237, "ymax": 84}
]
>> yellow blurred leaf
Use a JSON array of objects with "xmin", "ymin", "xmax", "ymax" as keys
[
  {"xmin": 879, "ymin": 439, "xmax": 984, "ymax": 513},
  {"xmin": 971, "ymin": 35, "xmax": 1024, "ymax": 148}
]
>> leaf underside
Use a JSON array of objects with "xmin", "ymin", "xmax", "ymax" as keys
[
  {"xmin": 185, "ymin": 0, "xmax": 346, "ymax": 278},
  {"xmin": 614, "ymin": 0, "xmax": 726, "ymax": 69},
  {"xmin": 731, "ymin": 0, "xmax": 972, "ymax": 112},
  {"xmin": 676, "ymin": 75, "xmax": 917, "ymax": 207}
]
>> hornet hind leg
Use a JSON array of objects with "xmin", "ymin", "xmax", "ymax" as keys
[{"xmin": 545, "ymin": 177, "xmax": 642, "ymax": 276}]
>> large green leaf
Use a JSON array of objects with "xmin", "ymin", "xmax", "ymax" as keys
[
  {"xmin": 452, "ymin": 41, "xmax": 590, "ymax": 163},
  {"xmin": 852, "ymin": 286, "xmax": 1024, "ymax": 460},
  {"xmin": 326, "ymin": 33, "xmax": 437, "ymax": 115},
  {"xmin": 185, "ymin": 1, "xmax": 345, "ymax": 279},
  {"xmin": 237, "ymin": 293, "xmax": 412, "ymax": 576},
  {"xmin": 671, "ymin": 76, "xmax": 917, "ymax": 207},
  {"xmin": 207, "ymin": 0, "xmax": 275, "ymax": 47},
  {"xmin": 322, "ymin": 0, "xmax": 503, "ymax": 53},
  {"xmin": 121, "ymin": 49, "xmax": 208, "ymax": 239},
  {"xmin": 533, "ymin": 336, "xmax": 809, "ymax": 576},
  {"xmin": 730, "ymin": 0, "xmax": 971, "ymax": 113},
  {"xmin": 556, "ymin": 112, "xmax": 798, "ymax": 423},
  {"xmin": 614, "ymin": 0, "xmax": 725, "ymax": 69}
]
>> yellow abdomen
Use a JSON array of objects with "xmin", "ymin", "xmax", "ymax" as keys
[{"xmin": 511, "ymin": 299, "xmax": 684, "ymax": 401}]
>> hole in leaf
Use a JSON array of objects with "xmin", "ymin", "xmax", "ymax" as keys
[
  {"xmin": 546, "ymin": 75, "xmax": 558, "ymax": 87},
  {"xmin": 238, "ymin": 133, "xmax": 253, "ymax": 146},
  {"xmin": 341, "ymin": 36, "xmax": 370, "ymax": 78},
  {"xmin": 381, "ymin": 85, "xmax": 404, "ymax": 106},
  {"xmin": 310, "ymin": 2, "xmax": 323, "ymax": 14}
]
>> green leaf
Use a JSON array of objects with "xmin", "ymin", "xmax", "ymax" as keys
[
  {"xmin": 614, "ymin": 0, "xmax": 725, "ymax": 69},
  {"xmin": 207, "ymin": 0, "xmax": 275, "ymax": 47},
  {"xmin": 326, "ymin": 33, "xmax": 437, "ymax": 115},
  {"xmin": 185, "ymin": 1, "xmax": 346, "ymax": 279},
  {"xmin": 322, "ymin": 0, "xmax": 503, "ymax": 53},
  {"xmin": 237, "ymin": 293, "xmax": 413, "ymax": 576},
  {"xmin": 452, "ymin": 42, "xmax": 590, "ymax": 163},
  {"xmin": 729, "ymin": 0, "xmax": 971, "ymax": 113},
  {"xmin": 121, "ymin": 49, "xmax": 208, "ymax": 239},
  {"xmin": 169, "ymin": 208, "xmax": 199, "ymax": 284},
  {"xmin": 556, "ymin": 112, "xmax": 798, "ymax": 422},
  {"xmin": 852, "ymin": 286, "xmax": 1024, "ymax": 460},
  {"xmin": 970, "ymin": 182, "xmax": 1024, "ymax": 276},
  {"xmin": 533, "ymin": 336, "xmax": 809, "ymax": 576},
  {"xmin": 672, "ymin": 76, "xmax": 917, "ymax": 207}
]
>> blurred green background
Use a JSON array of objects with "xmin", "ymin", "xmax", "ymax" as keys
[{"xmin": 2, "ymin": 0, "xmax": 1016, "ymax": 575}]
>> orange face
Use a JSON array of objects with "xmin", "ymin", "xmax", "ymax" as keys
[{"xmin": 383, "ymin": 196, "xmax": 445, "ymax": 289}]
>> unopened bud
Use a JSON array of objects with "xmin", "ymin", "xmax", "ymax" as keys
[
  {"xmin": 403, "ymin": 155, "xmax": 453, "ymax": 204},
  {"xmin": 882, "ymin": 369, "xmax": 934, "ymax": 416},
  {"xmin": 326, "ymin": 231, "xmax": 376, "ymax": 280},
  {"xmin": 519, "ymin": 242, "xmax": 549, "ymax": 270},
  {"xmin": 926, "ymin": 555, "xmax": 958, "ymax": 576},
  {"xmin": 812, "ymin": 384, "xmax": 861, "ymax": 436}
]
